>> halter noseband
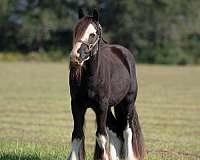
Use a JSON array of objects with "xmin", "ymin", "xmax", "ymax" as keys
[{"xmin": 78, "ymin": 36, "xmax": 100, "ymax": 54}]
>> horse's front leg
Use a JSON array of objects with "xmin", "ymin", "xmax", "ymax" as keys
[
  {"xmin": 67, "ymin": 99, "xmax": 86, "ymax": 160},
  {"xmin": 94, "ymin": 103, "xmax": 109, "ymax": 160}
]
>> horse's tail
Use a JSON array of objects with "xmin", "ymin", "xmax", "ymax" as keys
[
  {"xmin": 125, "ymin": 51, "xmax": 144, "ymax": 159},
  {"xmin": 130, "ymin": 105, "xmax": 145, "ymax": 160}
]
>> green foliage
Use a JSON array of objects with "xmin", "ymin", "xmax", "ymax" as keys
[
  {"xmin": 0, "ymin": 0, "xmax": 200, "ymax": 64},
  {"xmin": 101, "ymin": 0, "xmax": 200, "ymax": 64}
]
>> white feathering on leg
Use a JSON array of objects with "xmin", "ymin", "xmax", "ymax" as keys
[
  {"xmin": 96, "ymin": 135, "xmax": 109, "ymax": 160},
  {"xmin": 68, "ymin": 138, "xmax": 83, "ymax": 160},
  {"xmin": 123, "ymin": 124, "xmax": 138, "ymax": 160},
  {"xmin": 107, "ymin": 128, "xmax": 122, "ymax": 160}
]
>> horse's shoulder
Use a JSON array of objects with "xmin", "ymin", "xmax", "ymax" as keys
[{"xmin": 100, "ymin": 44, "xmax": 135, "ymax": 65}]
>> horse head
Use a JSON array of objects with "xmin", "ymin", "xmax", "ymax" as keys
[{"xmin": 70, "ymin": 9, "xmax": 101, "ymax": 67}]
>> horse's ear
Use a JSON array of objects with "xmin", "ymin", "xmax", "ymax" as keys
[
  {"xmin": 92, "ymin": 8, "xmax": 99, "ymax": 22},
  {"xmin": 78, "ymin": 8, "xmax": 85, "ymax": 19}
]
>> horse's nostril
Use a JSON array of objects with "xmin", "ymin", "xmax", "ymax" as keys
[{"xmin": 77, "ymin": 48, "xmax": 81, "ymax": 54}]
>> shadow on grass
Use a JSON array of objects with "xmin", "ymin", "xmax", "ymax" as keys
[{"xmin": 0, "ymin": 153, "xmax": 41, "ymax": 160}]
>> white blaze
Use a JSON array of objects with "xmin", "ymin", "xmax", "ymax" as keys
[
  {"xmin": 71, "ymin": 23, "xmax": 96, "ymax": 58},
  {"xmin": 81, "ymin": 23, "xmax": 96, "ymax": 42}
]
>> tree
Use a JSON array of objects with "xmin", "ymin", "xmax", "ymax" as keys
[{"xmin": 0, "ymin": 0, "xmax": 200, "ymax": 64}]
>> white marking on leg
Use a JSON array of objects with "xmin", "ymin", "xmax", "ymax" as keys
[
  {"xmin": 96, "ymin": 134, "xmax": 109, "ymax": 160},
  {"xmin": 107, "ymin": 128, "xmax": 122, "ymax": 160},
  {"xmin": 123, "ymin": 124, "xmax": 138, "ymax": 160},
  {"xmin": 68, "ymin": 138, "xmax": 83, "ymax": 160}
]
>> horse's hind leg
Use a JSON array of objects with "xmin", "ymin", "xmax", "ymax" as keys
[
  {"xmin": 114, "ymin": 98, "xmax": 144, "ymax": 160},
  {"xmin": 114, "ymin": 100, "xmax": 128, "ymax": 159},
  {"xmin": 67, "ymin": 99, "xmax": 86, "ymax": 160}
]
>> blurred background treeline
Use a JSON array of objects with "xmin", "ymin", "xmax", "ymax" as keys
[{"xmin": 0, "ymin": 0, "xmax": 200, "ymax": 64}]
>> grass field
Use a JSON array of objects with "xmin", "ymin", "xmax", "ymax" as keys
[{"xmin": 0, "ymin": 62, "xmax": 199, "ymax": 160}]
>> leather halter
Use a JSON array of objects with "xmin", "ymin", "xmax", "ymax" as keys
[
  {"xmin": 78, "ymin": 36, "xmax": 99, "ymax": 56},
  {"xmin": 77, "ymin": 23, "xmax": 102, "ymax": 58}
]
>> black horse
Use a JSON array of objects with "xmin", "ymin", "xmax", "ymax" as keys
[{"xmin": 67, "ymin": 9, "xmax": 144, "ymax": 160}]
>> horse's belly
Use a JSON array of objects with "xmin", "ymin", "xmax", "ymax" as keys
[{"xmin": 109, "ymin": 72, "xmax": 130, "ymax": 106}]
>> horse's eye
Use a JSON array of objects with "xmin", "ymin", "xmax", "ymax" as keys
[{"xmin": 90, "ymin": 33, "xmax": 95, "ymax": 38}]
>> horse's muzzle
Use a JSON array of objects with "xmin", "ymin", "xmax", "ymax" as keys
[
  {"xmin": 77, "ymin": 44, "xmax": 90, "ymax": 61},
  {"xmin": 70, "ymin": 52, "xmax": 90, "ymax": 66}
]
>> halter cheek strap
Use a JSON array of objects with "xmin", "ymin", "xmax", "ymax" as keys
[{"xmin": 89, "ymin": 23, "xmax": 102, "ymax": 56}]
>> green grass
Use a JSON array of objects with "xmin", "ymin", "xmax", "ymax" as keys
[{"xmin": 0, "ymin": 62, "xmax": 200, "ymax": 160}]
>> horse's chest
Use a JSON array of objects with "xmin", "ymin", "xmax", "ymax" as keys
[{"xmin": 87, "ymin": 84, "xmax": 106, "ymax": 99}]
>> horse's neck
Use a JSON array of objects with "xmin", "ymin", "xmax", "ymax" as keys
[
  {"xmin": 88, "ymin": 38, "xmax": 106, "ymax": 74},
  {"xmin": 85, "ymin": 39, "xmax": 108, "ymax": 88}
]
